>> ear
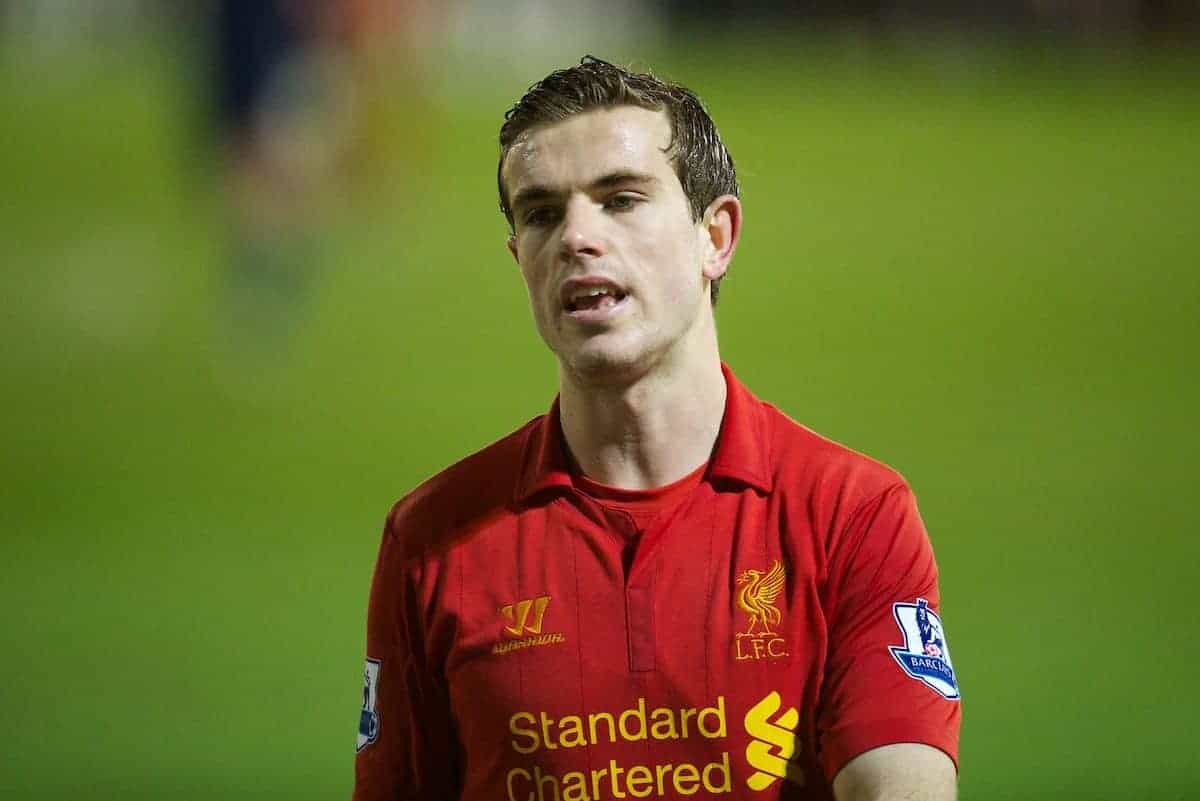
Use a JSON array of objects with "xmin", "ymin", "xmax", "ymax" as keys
[
  {"xmin": 700, "ymin": 194, "xmax": 742, "ymax": 282},
  {"xmin": 506, "ymin": 234, "xmax": 519, "ymax": 265}
]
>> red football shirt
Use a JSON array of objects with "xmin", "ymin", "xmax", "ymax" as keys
[{"xmin": 353, "ymin": 364, "xmax": 961, "ymax": 801}]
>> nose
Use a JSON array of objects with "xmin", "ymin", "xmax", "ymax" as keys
[{"xmin": 558, "ymin": 196, "xmax": 606, "ymax": 261}]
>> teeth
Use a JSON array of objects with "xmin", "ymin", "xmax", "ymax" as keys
[{"xmin": 570, "ymin": 286, "xmax": 617, "ymax": 303}]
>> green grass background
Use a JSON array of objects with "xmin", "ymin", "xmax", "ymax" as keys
[{"xmin": 1, "ymin": 33, "xmax": 1198, "ymax": 800}]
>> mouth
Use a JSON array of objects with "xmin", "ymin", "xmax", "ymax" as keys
[{"xmin": 560, "ymin": 279, "xmax": 629, "ymax": 320}]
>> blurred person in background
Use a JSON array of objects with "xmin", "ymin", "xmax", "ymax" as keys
[
  {"xmin": 211, "ymin": 0, "xmax": 341, "ymax": 351},
  {"xmin": 352, "ymin": 57, "xmax": 960, "ymax": 801},
  {"xmin": 208, "ymin": 0, "xmax": 431, "ymax": 357}
]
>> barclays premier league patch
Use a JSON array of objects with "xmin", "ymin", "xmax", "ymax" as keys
[
  {"xmin": 357, "ymin": 658, "xmax": 381, "ymax": 752},
  {"xmin": 889, "ymin": 599, "xmax": 959, "ymax": 700}
]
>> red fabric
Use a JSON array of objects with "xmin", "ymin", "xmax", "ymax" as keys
[
  {"xmin": 574, "ymin": 461, "xmax": 707, "ymax": 529},
  {"xmin": 353, "ymin": 364, "xmax": 960, "ymax": 801}
]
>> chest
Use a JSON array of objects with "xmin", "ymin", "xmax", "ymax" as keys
[{"xmin": 433, "ymin": 489, "xmax": 831, "ymax": 796}]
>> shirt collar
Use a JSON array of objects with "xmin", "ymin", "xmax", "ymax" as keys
[
  {"xmin": 514, "ymin": 362, "xmax": 773, "ymax": 505},
  {"xmin": 708, "ymin": 361, "xmax": 774, "ymax": 493},
  {"xmin": 514, "ymin": 396, "xmax": 575, "ymax": 504}
]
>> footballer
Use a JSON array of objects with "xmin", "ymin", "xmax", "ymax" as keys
[{"xmin": 352, "ymin": 56, "xmax": 960, "ymax": 801}]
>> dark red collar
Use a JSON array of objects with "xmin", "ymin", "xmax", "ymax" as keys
[{"xmin": 514, "ymin": 362, "xmax": 773, "ymax": 505}]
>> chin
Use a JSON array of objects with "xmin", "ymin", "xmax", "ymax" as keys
[{"xmin": 557, "ymin": 337, "xmax": 661, "ymax": 386}]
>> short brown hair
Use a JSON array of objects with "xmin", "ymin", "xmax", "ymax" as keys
[{"xmin": 498, "ymin": 56, "xmax": 738, "ymax": 305}]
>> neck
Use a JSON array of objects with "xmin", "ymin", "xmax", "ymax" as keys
[{"xmin": 557, "ymin": 347, "xmax": 727, "ymax": 491}]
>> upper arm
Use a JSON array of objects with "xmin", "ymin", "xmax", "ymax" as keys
[
  {"xmin": 352, "ymin": 509, "xmax": 459, "ymax": 801},
  {"xmin": 817, "ymin": 483, "xmax": 962, "ymax": 784},
  {"xmin": 832, "ymin": 743, "xmax": 957, "ymax": 801}
]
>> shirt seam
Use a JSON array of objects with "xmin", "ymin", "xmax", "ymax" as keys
[{"xmin": 833, "ymin": 482, "xmax": 909, "ymax": 584}]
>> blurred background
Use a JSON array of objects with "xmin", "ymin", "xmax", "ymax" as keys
[{"xmin": 1, "ymin": 1, "xmax": 1197, "ymax": 799}]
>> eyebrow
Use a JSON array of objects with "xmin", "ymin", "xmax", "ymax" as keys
[{"xmin": 510, "ymin": 171, "xmax": 660, "ymax": 214}]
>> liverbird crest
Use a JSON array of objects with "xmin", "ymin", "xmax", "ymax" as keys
[{"xmin": 736, "ymin": 559, "xmax": 787, "ymax": 637}]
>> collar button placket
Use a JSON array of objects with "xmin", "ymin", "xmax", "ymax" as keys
[{"xmin": 625, "ymin": 552, "xmax": 657, "ymax": 673}]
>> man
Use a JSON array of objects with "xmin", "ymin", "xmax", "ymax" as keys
[{"xmin": 353, "ymin": 56, "xmax": 960, "ymax": 801}]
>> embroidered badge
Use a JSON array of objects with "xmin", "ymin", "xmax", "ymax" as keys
[
  {"xmin": 735, "ymin": 560, "xmax": 789, "ymax": 661},
  {"xmin": 357, "ymin": 658, "xmax": 381, "ymax": 752},
  {"xmin": 889, "ymin": 599, "xmax": 959, "ymax": 700},
  {"xmin": 492, "ymin": 595, "xmax": 566, "ymax": 655}
]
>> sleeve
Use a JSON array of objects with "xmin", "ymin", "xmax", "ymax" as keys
[
  {"xmin": 816, "ymin": 482, "xmax": 961, "ymax": 784},
  {"xmin": 352, "ymin": 509, "xmax": 461, "ymax": 801}
]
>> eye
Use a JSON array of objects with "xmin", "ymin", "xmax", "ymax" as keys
[
  {"xmin": 523, "ymin": 207, "xmax": 561, "ymax": 227},
  {"xmin": 605, "ymin": 193, "xmax": 642, "ymax": 212}
]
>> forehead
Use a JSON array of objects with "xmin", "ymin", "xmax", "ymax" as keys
[{"xmin": 503, "ymin": 106, "xmax": 675, "ymax": 195}]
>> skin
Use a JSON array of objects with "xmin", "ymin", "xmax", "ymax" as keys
[
  {"xmin": 502, "ymin": 105, "xmax": 740, "ymax": 489},
  {"xmin": 832, "ymin": 743, "xmax": 958, "ymax": 801},
  {"xmin": 501, "ymin": 104, "xmax": 957, "ymax": 800}
]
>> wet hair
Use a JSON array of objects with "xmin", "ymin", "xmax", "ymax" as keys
[{"xmin": 498, "ymin": 56, "xmax": 738, "ymax": 305}]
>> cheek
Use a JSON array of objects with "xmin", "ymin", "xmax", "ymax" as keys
[
  {"xmin": 638, "ymin": 228, "xmax": 701, "ymax": 298},
  {"xmin": 519, "ymin": 267, "xmax": 540, "ymax": 301},
  {"xmin": 519, "ymin": 260, "xmax": 552, "ymax": 312}
]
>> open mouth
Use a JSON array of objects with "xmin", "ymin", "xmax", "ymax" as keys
[{"xmin": 564, "ymin": 286, "xmax": 628, "ymax": 313}]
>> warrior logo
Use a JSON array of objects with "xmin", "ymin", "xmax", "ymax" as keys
[
  {"xmin": 735, "ymin": 560, "xmax": 788, "ymax": 661},
  {"xmin": 357, "ymin": 658, "xmax": 381, "ymax": 752},
  {"xmin": 501, "ymin": 596, "xmax": 551, "ymax": 637},
  {"xmin": 493, "ymin": 595, "xmax": 566, "ymax": 655},
  {"xmin": 889, "ymin": 599, "xmax": 959, "ymax": 700}
]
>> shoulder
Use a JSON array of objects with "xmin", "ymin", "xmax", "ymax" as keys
[
  {"xmin": 761, "ymin": 401, "xmax": 910, "ymax": 511},
  {"xmin": 758, "ymin": 403, "xmax": 936, "ymax": 589},
  {"xmin": 382, "ymin": 415, "xmax": 544, "ymax": 561}
]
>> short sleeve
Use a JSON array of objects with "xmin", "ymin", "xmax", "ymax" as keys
[
  {"xmin": 816, "ymin": 483, "xmax": 961, "ymax": 783},
  {"xmin": 352, "ymin": 509, "xmax": 460, "ymax": 801}
]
